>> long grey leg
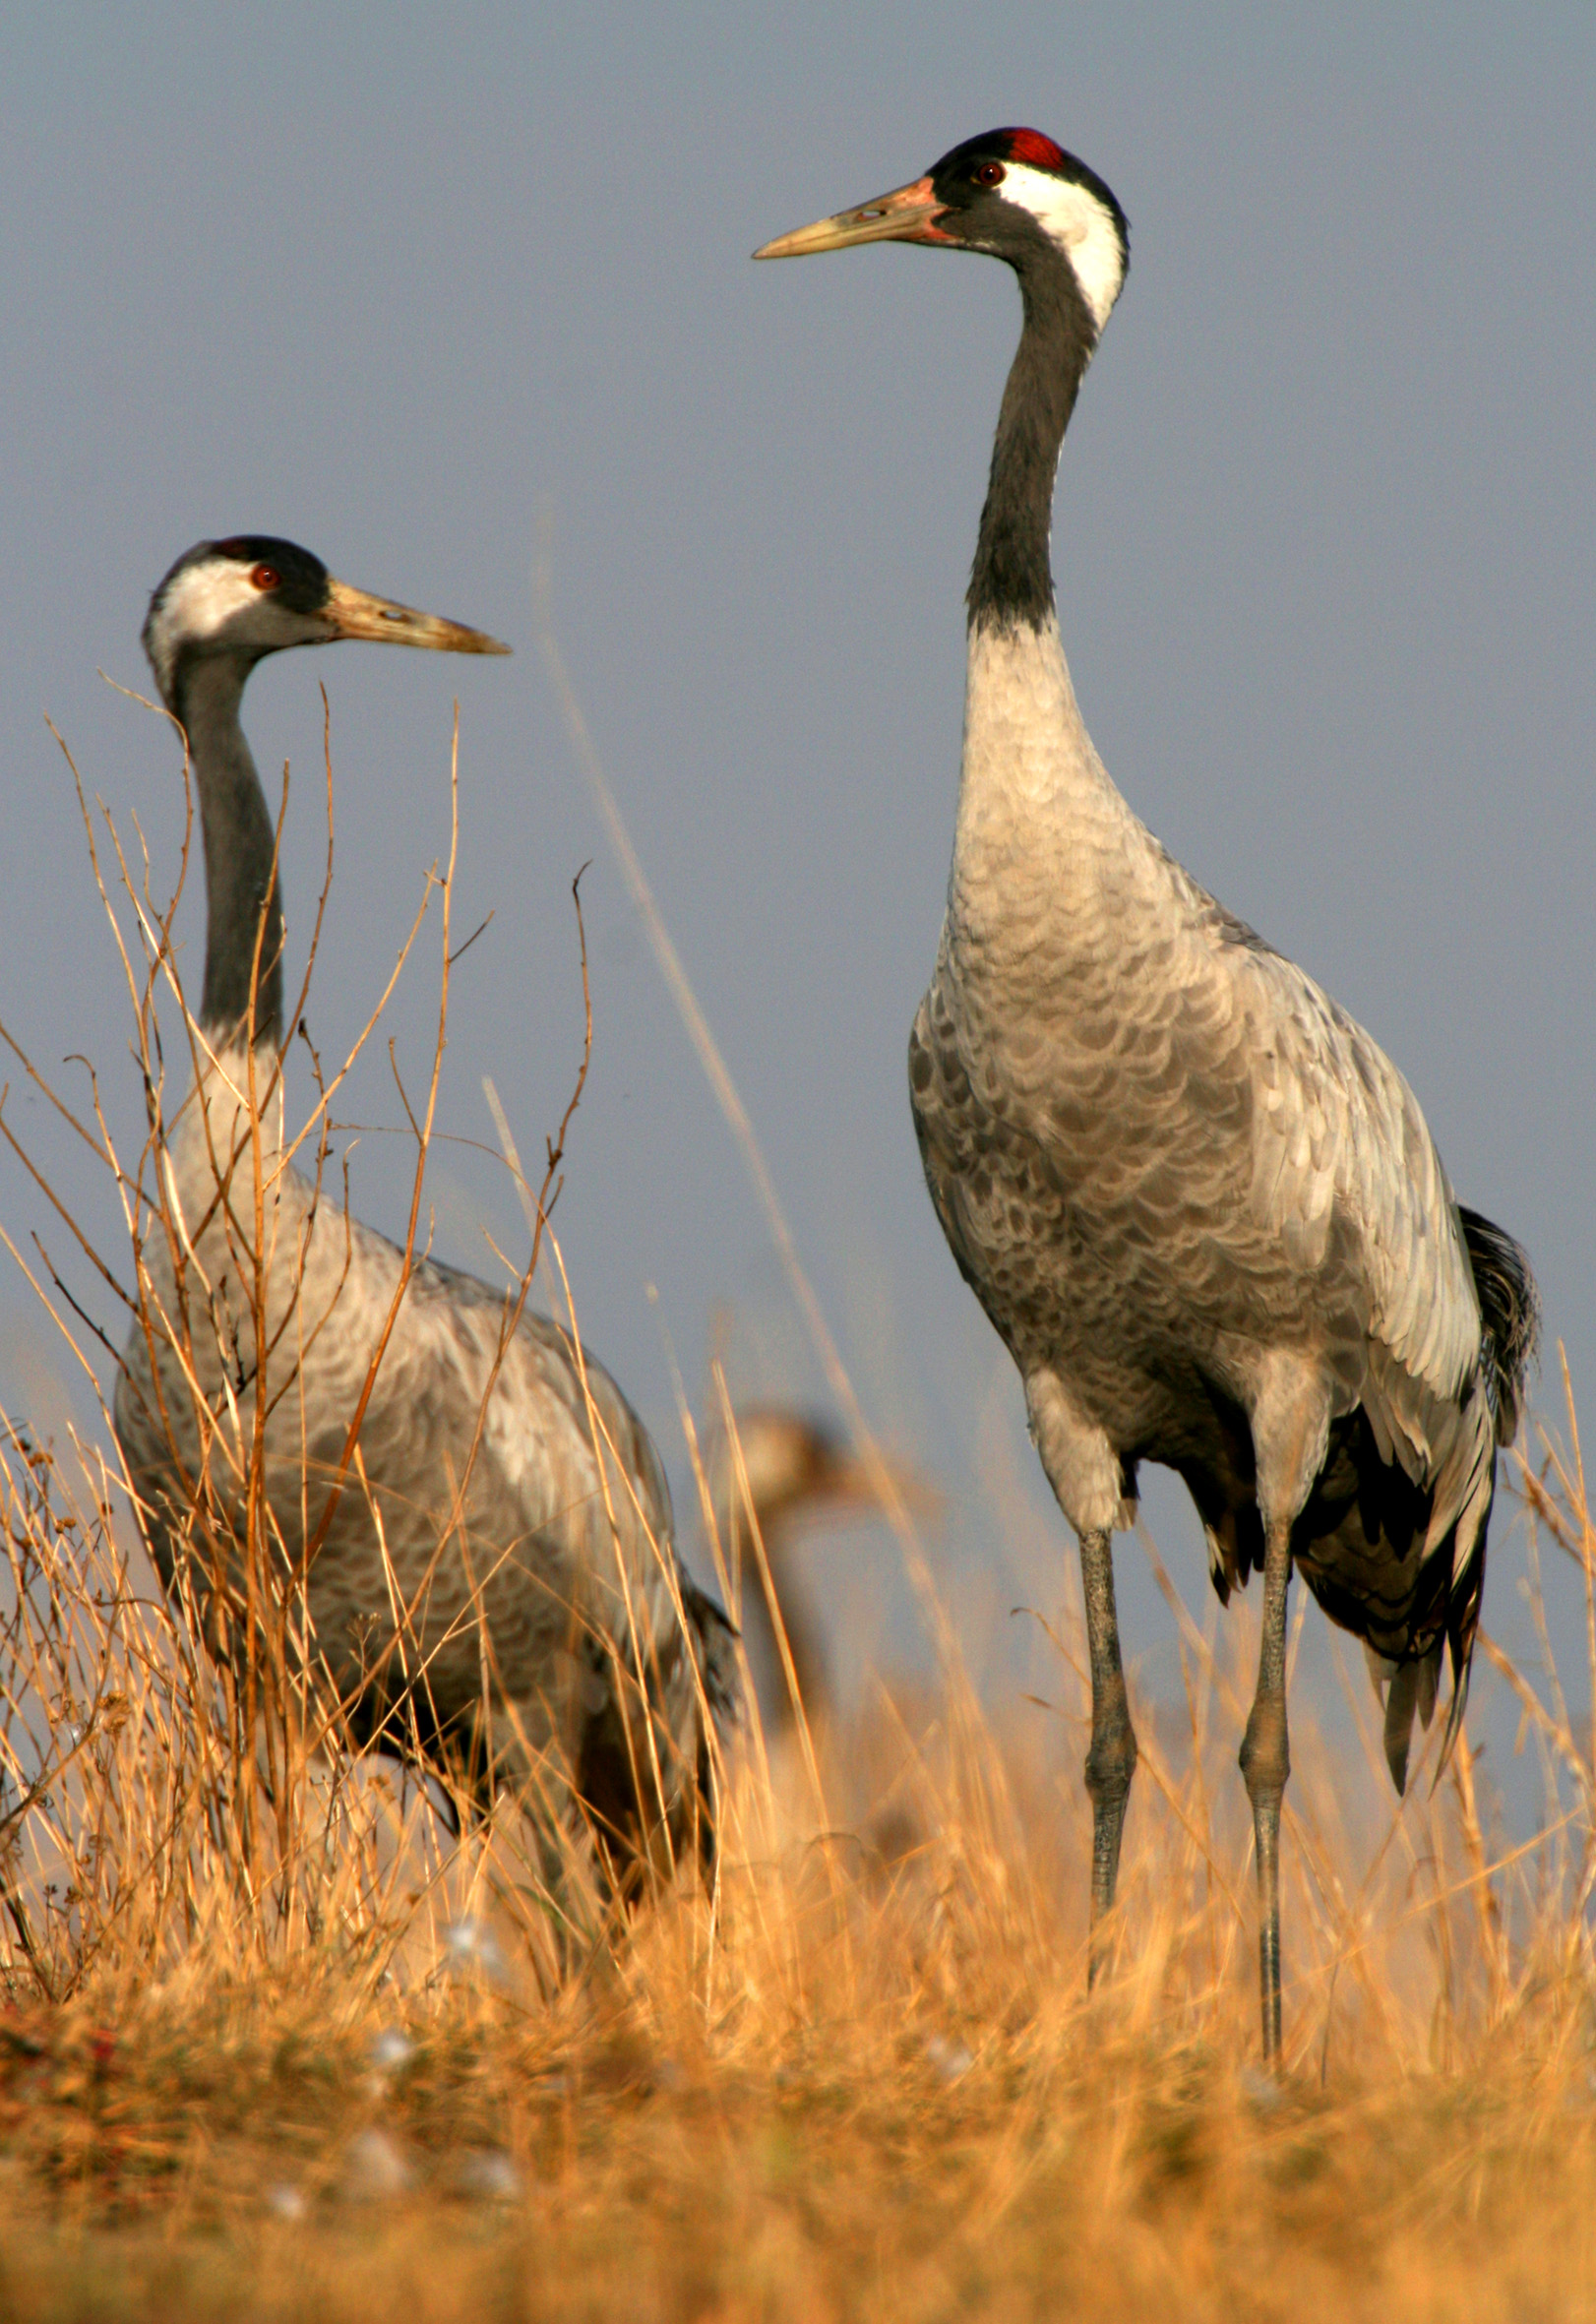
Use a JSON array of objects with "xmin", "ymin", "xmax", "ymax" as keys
[
  {"xmin": 1238, "ymin": 1516, "xmax": 1293, "ymax": 2063},
  {"xmin": 1078, "ymin": 1525, "xmax": 1137, "ymax": 1984}
]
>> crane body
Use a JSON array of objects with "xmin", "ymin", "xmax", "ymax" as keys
[{"xmin": 758, "ymin": 134, "xmax": 1536, "ymax": 2056}]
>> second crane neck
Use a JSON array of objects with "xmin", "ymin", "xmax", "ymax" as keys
[{"xmin": 173, "ymin": 653, "xmax": 286, "ymax": 1049}]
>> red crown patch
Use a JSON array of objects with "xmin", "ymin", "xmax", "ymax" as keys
[{"xmin": 1004, "ymin": 129, "xmax": 1067, "ymax": 171}]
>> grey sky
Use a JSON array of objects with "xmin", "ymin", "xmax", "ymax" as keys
[{"xmin": 1, "ymin": 7, "xmax": 1591, "ymax": 1827}]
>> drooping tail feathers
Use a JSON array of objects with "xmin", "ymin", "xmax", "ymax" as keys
[
  {"xmin": 1424, "ymin": 1206, "xmax": 1538, "ymax": 1789},
  {"xmin": 1366, "ymin": 1206, "xmax": 1537, "ymax": 1797},
  {"xmin": 1458, "ymin": 1203, "xmax": 1540, "ymax": 1446}
]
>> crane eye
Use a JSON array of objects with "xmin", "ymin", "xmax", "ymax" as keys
[
  {"xmin": 973, "ymin": 161, "xmax": 1006, "ymax": 188},
  {"xmin": 250, "ymin": 564, "xmax": 280, "ymax": 592}
]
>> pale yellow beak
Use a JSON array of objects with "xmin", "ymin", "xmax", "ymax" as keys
[
  {"xmin": 324, "ymin": 578, "xmax": 511, "ymax": 655},
  {"xmin": 754, "ymin": 174, "xmax": 948, "ymax": 260}
]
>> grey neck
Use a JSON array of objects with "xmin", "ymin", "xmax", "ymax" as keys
[
  {"xmin": 170, "ymin": 652, "xmax": 284, "ymax": 1046},
  {"xmin": 966, "ymin": 247, "xmax": 1099, "ymax": 635}
]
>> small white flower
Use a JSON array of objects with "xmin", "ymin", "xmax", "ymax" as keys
[
  {"xmin": 342, "ymin": 2127, "xmax": 413, "ymax": 2201},
  {"xmin": 456, "ymin": 2148, "xmax": 522, "ymax": 2203},
  {"xmin": 442, "ymin": 1918, "xmax": 509, "ymax": 1984},
  {"xmin": 925, "ymin": 2034, "xmax": 973, "ymax": 2085},
  {"xmin": 367, "ymin": 2028, "xmax": 415, "ymax": 2077}
]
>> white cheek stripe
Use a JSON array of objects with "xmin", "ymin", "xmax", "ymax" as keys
[
  {"xmin": 145, "ymin": 560, "xmax": 334, "ymax": 689},
  {"xmin": 146, "ymin": 561, "xmax": 262, "ymax": 685},
  {"xmin": 1003, "ymin": 161, "xmax": 1125, "ymax": 331},
  {"xmin": 167, "ymin": 562, "xmax": 262, "ymax": 638}
]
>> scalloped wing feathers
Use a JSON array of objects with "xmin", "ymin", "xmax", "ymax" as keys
[
  {"xmin": 913, "ymin": 621, "xmax": 1519, "ymax": 1790},
  {"xmin": 116, "ymin": 1046, "xmax": 733, "ymax": 1852}
]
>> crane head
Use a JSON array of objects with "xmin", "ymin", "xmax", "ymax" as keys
[
  {"xmin": 709, "ymin": 1409, "xmax": 937, "ymax": 1539},
  {"xmin": 142, "ymin": 535, "xmax": 509, "ymax": 710},
  {"xmin": 754, "ymin": 127, "xmax": 1129, "ymax": 335}
]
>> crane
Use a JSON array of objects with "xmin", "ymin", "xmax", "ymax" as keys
[
  {"xmin": 707, "ymin": 1408, "xmax": 899, "ymax": 1731},
  {"xmin": 116, "ymin": 534, "xmax": 735, "ymax": 1878},
  {"xmin": 757, "ymin": 133, "xmax": 1537, "ymax": 2058}
]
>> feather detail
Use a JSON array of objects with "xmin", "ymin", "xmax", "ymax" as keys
[{"xmin": 118, "ymin": 1041, "xmax": 734, "ymax": 1870}]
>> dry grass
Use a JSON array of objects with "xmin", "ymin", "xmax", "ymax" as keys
[{"xmin": 3, "ymin": 699, "xmax": 1595, "ymax": 2321}]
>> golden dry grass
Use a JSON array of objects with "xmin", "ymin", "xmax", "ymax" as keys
[
  {"xmin": 3, "ymin": 698, "xmax": 1594, "ymax": 2321},
  {"xmin": 6, "ymin": 1386, "xmax": 1596, "ymax": 2324}
]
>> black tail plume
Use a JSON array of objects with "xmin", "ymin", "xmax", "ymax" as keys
[{"xmin": 1458, "ymin": 1204, "xmax": 1539, "ymax": 1445}]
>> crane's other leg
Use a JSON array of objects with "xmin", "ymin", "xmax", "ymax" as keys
[
  {"xmin": 1079, "ymin": 1524, "xmax": 1137, "ymax": 1983},
  {"xmin": 1238, "ymin": 1515, "xmax": 1292, "ymax": 2064}
]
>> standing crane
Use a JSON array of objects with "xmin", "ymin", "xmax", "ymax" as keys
[
  {"xmin": 757, "ymin": 133, "xmax": 1537, "ymax": 2057},
  {"xmin": 117, "ymin": 535, "xmax": 734, "ymax": 1875}
]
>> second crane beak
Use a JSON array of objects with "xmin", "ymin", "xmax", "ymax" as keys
[
  {"xmin": 324, "ymin": 580, "xmax": 511, "ymax": 656},
  {"xmin": 821, "ymin": 1444, "xmax": 943, "ymax": 1526},
  {"xmin": 754, "ymin": 175, "xmax": 948, "ymax": 260}
]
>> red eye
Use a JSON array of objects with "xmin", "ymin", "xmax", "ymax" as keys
[
  {"xmin": 973, "ymin": 160, "xmax": 1006, "ymax": 188},
  {"xmin": 250, "ymin": 564, "xmax": 280, "ymax": 591}
]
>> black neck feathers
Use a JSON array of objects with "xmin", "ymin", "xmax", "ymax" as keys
[
  {"xmin": 966, "ymin": 248, "xmax": 1100, "ymax": 634},
  {"xmin": 171, "ymin": 653, "xmax": 285, "ymax": 1048}
]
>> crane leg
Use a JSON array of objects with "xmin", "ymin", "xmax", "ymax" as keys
[
  {"xmin": 1078, "ymin": 1525, "xmax": 1137, "ymax": 1984},
  {"xmin": 1239, "ymin": 1516, "xmax": 1293, "ymax": 2064}
]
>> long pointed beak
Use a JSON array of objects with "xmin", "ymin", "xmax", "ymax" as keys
[
  {"xmin": 324, "ymin": 579, "xmax": 511, "ymax": 655},
  {"xmin": 821, "ymin": 1445, "xmax": 943, "ymax": 1526},
  {"xmin": 754, "ymin": 174, "xmax": 948, "ymax": 260}
]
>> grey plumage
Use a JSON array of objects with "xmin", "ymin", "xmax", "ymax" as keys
[
  {"xmin": 909, "ymin": 711, "xmax": 1524, "ymax": 1783},
  {"xmin": 759, "ymin": 128, "xmax": 1536, "ymax": 2053},
  {"xmin": 116, "ymin": 536, "xmax": 734, "ymax": 1875}
]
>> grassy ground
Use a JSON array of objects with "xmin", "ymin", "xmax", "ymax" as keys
[
  {"xmin": 3, "ymin": 1874, "xmax": 1596, "ymax": 2323},
  {"xmin": 4, "ymin": 2039, "xmax": 1595, "ymax": 2324},
  {"xmin": 5, "ymin": 1409, "xmax": 1596, "ymax": 2324}
]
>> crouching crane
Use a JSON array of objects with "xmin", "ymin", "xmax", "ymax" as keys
[
  {"xmin": 116, "ymin": 536, "xmax": 734, "ymax": 1876},
  {"xmin": 757, "ymin": 134, "xmax": 1537, "ymax": 2057}
]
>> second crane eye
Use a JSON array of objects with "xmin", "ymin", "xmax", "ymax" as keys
[
  {"xmin": 973, "ymin": 161, "xmax": 1006, "ymax": 187},
  {"xmin": 250, "ymin": 564, "xmax": 280, "ymax": 592}
]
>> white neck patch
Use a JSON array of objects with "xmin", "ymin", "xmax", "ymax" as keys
[
  {"xmin": 147, "ymin": 560, "xmax": 260, "ymax": 672},
  {"xmin": 144, "ymin": 560, "xmax": 328, "ymax": 703},
  {"xmin": 1000, "ymin": 162, "xmax": 1126, "ymax": 332}
]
